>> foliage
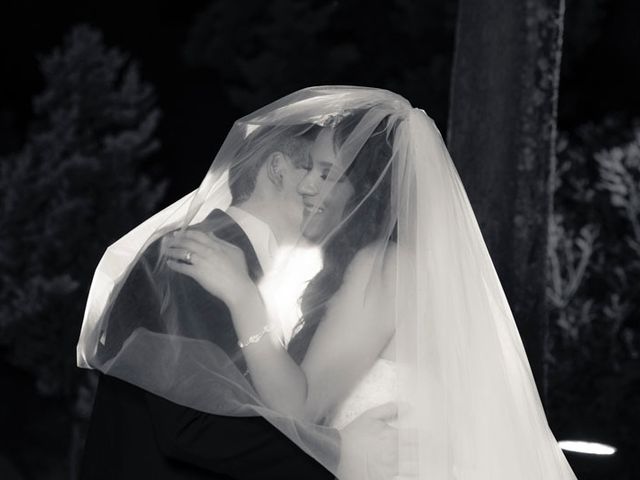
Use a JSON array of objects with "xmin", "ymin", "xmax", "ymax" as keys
[
  {"xmin": 182, "ymin": 0, "xmax": 456, "ymax": 124},
  {"xmin": 0, "ymin": 23, "xmax": 168, "ymax": 477},
  {"xmin": 0, "ymin": 21, "xmax": 166, "ymax": 478},
  {"xmin": 547, "ymin": 115, "xmax": 640, "ymax": 474}
]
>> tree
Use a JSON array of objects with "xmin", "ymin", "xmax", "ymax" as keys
[
  {"xmin": 182, "ymin": 0, "xmax": 348, "ymax": 112},
  {"xmin": 0, "ymin": 24, "xmax": 167, "ymax": 478},
  {"xmin": 182, "ymin": 0, "xmax": 457, "ymax": 124},
  {"xmin": 446, "ymin": 0, "xmax": 565, "ymax": 396},
  {"xmin": 547, "ymin": 118, "xmax": 640, "ymax": 477}
]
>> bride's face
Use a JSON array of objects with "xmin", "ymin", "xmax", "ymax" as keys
[{"xmin": 297, "ymin": 129, "xmax": 355, "ymax": 243}]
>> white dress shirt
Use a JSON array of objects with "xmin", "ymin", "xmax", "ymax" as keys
[{"xmin": 225, "ymin": 206, "xmax": 279, "ymax": 273}]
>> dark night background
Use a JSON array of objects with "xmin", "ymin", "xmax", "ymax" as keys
[{"xmin": 1, "ymin": 0, "xmax": 639, "ymax": 478}]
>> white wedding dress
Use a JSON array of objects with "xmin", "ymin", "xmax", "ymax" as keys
[{"xmin": 329, "ymin": 358, "xmax": 397, "ymax": 430}]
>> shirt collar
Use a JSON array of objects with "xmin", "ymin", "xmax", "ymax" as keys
[{"xmin": 225, "ymin": 206, "xmax": 278, "ymax": 273}]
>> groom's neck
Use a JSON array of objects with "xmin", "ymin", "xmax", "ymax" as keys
[{"xmin": 236, "ymin": 197, "xmax": 292, "ymax": 245}]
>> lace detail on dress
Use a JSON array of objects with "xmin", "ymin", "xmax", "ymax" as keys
[{"xmin": 328, "ymin": 358, "xmax": 397, "ymax": 429}]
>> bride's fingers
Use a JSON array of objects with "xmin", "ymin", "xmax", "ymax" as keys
[
  {"xmin": 175, "ymin": 229, "xmax": 214, "ymax": 245},
  {"xmin": 165, "ymin": 236, "xmax": 220, "ymax": 260},
  {"xmin": 176, "ymin": 229, "xmax": 232, "ymax": 249},
  {"xmin": 165, "ymin": 257, "xmax": 197, "ymax": 278},
  {"xmin": 170, "ymin": 231, "xmax": 238, "ymax": 257},
  {"xmin": 164, "ymin": 246, "xmax": 198, "ymax": 263},
  {"xmin": 180, "ymin": 230, "xmax": 242, "ymax": 255},
  {"xmin": 162, "ymin": 241, "xmax": 202, "ymax": 262}
]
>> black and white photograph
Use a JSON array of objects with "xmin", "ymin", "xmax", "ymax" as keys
[{"xmin": 1, "ymin": 1, "xmax": 638, "ymax": 479}]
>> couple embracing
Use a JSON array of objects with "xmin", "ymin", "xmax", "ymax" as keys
[{"xmin": 77, "ymin": 86, "xmax": 577, "ymax": 479}]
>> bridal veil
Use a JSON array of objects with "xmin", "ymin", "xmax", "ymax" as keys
[{"xmin": 77, "ymin": 86, "xmax": 576, "ymax": 479}]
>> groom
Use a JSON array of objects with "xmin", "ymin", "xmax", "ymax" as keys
[{"xmin": 80, "ymin": 127, "xmax": 391, "ymax": 479}]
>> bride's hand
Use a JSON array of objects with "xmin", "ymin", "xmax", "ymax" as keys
[
  {"xmin": 162, "ymin": 229, "xmax": 256, "ymax": 306},
  {"xmin": 337, "ymin": 402, "xmax": 399, "ymax": 480}
]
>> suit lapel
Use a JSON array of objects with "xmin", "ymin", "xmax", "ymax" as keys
[{"xmin": 200, "ymin": 209, "xmax": 265, "ymax": 282}]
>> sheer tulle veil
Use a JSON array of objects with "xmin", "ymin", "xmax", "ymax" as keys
[{"xmin": 77, "ymin": 86, "xmax": 576, "ymax": 479}]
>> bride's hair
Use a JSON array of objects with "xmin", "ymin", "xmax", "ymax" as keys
[{"xmin": 288, "ymin": 112, "xmax": 396, "ymax": 364}]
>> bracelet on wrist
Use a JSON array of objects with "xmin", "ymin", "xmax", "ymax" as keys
[{"xmin": 237, "ymin": 324, "xmax": 273, "ymax": 349}]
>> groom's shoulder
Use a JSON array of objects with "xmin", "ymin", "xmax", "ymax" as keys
[{"xmin": 188, "ymin": 209, "xmax": 238, "ymax": 237}]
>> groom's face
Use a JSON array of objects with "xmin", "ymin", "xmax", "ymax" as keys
[{"xmin": 277, "ymin": 150, "xmax": 315, "ymax": 238}]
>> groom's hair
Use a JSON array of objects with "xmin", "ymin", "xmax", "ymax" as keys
[{"xmin": 229, "ymin": 124, "xmax": 320, "ymax": 205}]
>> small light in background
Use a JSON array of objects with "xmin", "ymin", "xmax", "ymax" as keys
[{"xmin": 559, "ymin": 440, "xmax": 617, "ymax": 455}]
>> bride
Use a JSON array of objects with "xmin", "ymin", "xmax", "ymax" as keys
[{"xmin": 77, "ymin": 86, "xmax": 577, "ymax": 479}]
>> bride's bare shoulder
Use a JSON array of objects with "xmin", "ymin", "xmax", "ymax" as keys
[
  {"xmin": 335, "ymin": 242, "xmax": 400, "ymax": 334},
  {"xmin": 347, "ymin": 241, "xmax": 404, "ymax": 280}
]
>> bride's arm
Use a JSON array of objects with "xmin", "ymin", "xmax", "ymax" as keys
[
  {"xmin": 224, "ymin": 284, "xmax": 312, "ymax": 417},
  {"xmin": 299, "ymin": 244, "xmax": 398, "ymax": 417},
  {"xmin": 166, "ymin": 229, "xmax": 396, "ymax": 421},
  {"xmin": 227, "ymin": 243, "xmax": 397, "ymax": 421}
]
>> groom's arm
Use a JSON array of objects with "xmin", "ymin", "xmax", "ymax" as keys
[
  {"xmin": 119, "ymin": 236, "xmax": 340, "ymax": 478},
  {"xmin": 145, "ymin": 392, "xmax": 340, "ymax": 479},
  {"xmin": 100, "ymin": 233, "xmax": 340, "ymax": 478}
]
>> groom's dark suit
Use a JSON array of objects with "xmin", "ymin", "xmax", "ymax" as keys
[{"xmin": 80, "ymin": 209, "xmax": 337, "ymax": 479}]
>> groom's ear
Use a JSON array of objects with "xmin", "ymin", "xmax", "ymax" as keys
[{"xmin": 265, "ymin": 151, "xmax": 287, "ymax": 189}]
